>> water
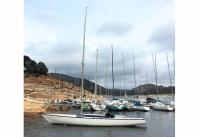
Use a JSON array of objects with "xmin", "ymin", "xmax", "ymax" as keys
[{"xmin": 24, "ymin": 109, "xmax": 175, "ymax": 137}]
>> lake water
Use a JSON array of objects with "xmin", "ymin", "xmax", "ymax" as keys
[{"xmin": 24, "ymin": 109, "xmax": 175, "ymax": 137}]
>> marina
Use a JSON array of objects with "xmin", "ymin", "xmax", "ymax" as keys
[{"xmin": 24, "ymin": 1, "xmax": 175, "ymax": 137}]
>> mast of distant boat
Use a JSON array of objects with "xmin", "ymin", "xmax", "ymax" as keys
[
  {"xmin": 146, "ymin": 73, "xmax": 148, "ymax": 84},
  {"xmin": 104, "ymin": 56, "xmax": 108, "ymax": 97},
  {"xmin": 166, "ymin": 52, "xmax": 174, "ymax": 100},
  {"xmin": 173, "ymin": 47, "xmax": 175, "ymax": 78},
  {"xmin": 138, "ymin": 65, "xmax": 142, "ymax": 96},
  {"xmin": 119, "ymin": 73, "xmax": 122, "ymax": 97},
  {"xmin": 59, "ymin": 75, "xmax": 60, "ymax": 101},
  {"xmin": 94, "ymin": 48, "xmax": 98, "ymax": 100},
  {"xmin": 133, "ymin": 53, "xmax": 137, "ymax": 99},
  {"xmin": 111, "ymin": 45, "xmax": 115, "ymax": 99},
  {"xmin": 173, "ymin": 47, "xmax": 175, "ymax": 100},
  {"xmin": 152, "ymin": 52, "xmax": 159, "ymax": 100},
  {"xmin": 80, "ymin": 7, "xmax": 88, "ymax": 115},
  {"xmin": 122, "ymin": 53, "xmax": 126, "ymax": 98}
]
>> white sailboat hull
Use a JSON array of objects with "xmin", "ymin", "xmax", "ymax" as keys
[
  {"xmin": 151, "ymin": 102, "xmax": 173, "ymax": 111},
  {"xmin": 133, "ymin": 106, "xmax": 150, "ymax": 111},
  {"xmin": 43, "ymin": 113, "xmax": 146, "ymax": 126},
  {"xmin": 90, "ymin": 103, "xmax": 106, "ymax": 111}
]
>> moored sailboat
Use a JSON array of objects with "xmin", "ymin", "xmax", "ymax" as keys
[
  {"xmin": 165, "ymin": 52, "xmax": 175, "ymax": 110},
  {"xmin": 151, "ymin": 101, "xmax": 173, "ymax": 111},
  {"xmin": 132, "ymin": 101, "xmax": 150, "ymax": 112},
  {"xmin": 150, "ymin": 53, "xmax": 173, "ymax": 111},
  {"xmin": 43, "ymin": 7, "xmax": 146, "ymax": 126},
  {"xmin": 90, "ymin": 48, "xmax": 106, "ymax": 111},
  {"xmin": 43, "ymin": 113, "xmax": 145, "ymax": 126},
  {"xmin": 131, "ymin": 54, "xmax": 150, "ymax": 111}
]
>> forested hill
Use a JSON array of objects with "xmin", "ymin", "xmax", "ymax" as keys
[{"xmin": 24, "ymin": 55, "xmax": 48, "ymax": 75}]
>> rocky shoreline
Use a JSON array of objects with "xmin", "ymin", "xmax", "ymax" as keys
[
  {"xmin": 24, "ymin": 75, "xmax": 174, "ymax": 122},
  {"xmin": 24, "ymin": 75, "xmax": 102, "ymax": 121}
]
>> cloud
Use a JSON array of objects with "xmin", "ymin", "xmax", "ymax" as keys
[
  {"xmin": 24, "ymin": 0, "xmax": 175, "ymax": 89},
  {"xmin": 98, "ymin": 22, "xmax": 132, "ymax": 36},
  {"xmin": 148, "ymin": 23, "xmax": 175, "ymax": 47},
  {"xmin": 24, "ymin": 41, "xmax": 82, "ymax": 67}
]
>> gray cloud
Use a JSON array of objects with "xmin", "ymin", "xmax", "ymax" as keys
[
  {"xmin": 25, "ymin": 35, "xmax": 174, "ymax": 90},
  {"xmin": 49, "ymin": 42, "xmax": 81, "ymax": 56},
  {"xmin": 26, "ymin": 42, "xmax": 174, "ymax": 89},
  {"xmin": 98, "ymin": 22, "xmax": 132, "ymax": 36},
  {"xmin": 149, "ymin": 23, "xmax": 175, "ymax": 47}
]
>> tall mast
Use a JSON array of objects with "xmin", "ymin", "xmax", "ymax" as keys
[
  {"xmin": 59, "ymin": 75, "xmax": 60, "ymax": 100},
  {"xmin": 80, "ymin": 7, "xmax": 88, "ymax": 115},
  {"xmin": 94, "ymin": 48, "xmax": 98, "ymax": 99},
  {"xmin": 152, "ymin": 52, "xmax": 159, "ymax": 100},
  {"xmin": 173, "ymin": 47, "xmax": 175, "ymax": 96},
  {"xmin": 104, "ymin": 56, "xmax": 108, "ymax": 96},
  {"xmin": 173, "ymin": 47, "xmax": 175, "ymax": 79},
  {"xmin": 119, "ymin": 74, "xmax": 122, "ymax": 96},
  {"xmin": 173, "ymin": 47, "xmax": 175, "ymax": 100},
  {"xmin": 138, "ymin": 65, "xmax": 141, "ymax": 95},
  {"xmin": 122, "ymin": 53, "xmax": 126, "ymax": 98},
  {"xmin": 111, "ymin": 45, "xmax": 115, "ymax": 99},
  {"xmin": 99, "ymin": 84, "xmax": 102, "ymax": 96},
  {"xmin": 133, "ymin": 54, "xmax": 137, "ymax": 98},
  {"xmin": 146, "ymin": 72, "xmax": 148, "ymax": 84},
  {"xmin": 166, "ymin": 52, "xmax": 174, "ymax": 99}
]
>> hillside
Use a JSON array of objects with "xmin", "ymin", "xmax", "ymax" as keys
[
  {"xmin": 50, "ymin": 73, "xmax": 175, "ymax": 96},
  {"xmin": 24, "ymin": 74, "xmax": 102, "ymax": 118}
]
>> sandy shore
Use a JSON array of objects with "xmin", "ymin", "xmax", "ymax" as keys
[{"xmin": 24, "ymin": 97, "xmax": 46, "ymax": 123}]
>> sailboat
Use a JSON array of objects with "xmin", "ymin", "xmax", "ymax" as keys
[
  {"xmin": 150, "ymin": 52, "xmax": 173, "ymax": 111},
  {"xmin": 132, "ymin": 54, "xmax": 150, "ymax": 112},
  {"xmin": 43, "ymin": 7, "xmax": 146, "ymax": 126},
  {"xmin": 106, "ymin": 52, "xmax": 129, "ymax": 111},
  {"xmin": 90, "ymin": 48, "xmax": 106, "ymax": 111},
  {"xmin": 163, "ymin": 52, "xmax": 175, "ymax": 110},
  {"xmin": 122, "ymin": 53, "xmax": 127, "ymax": 99},
  {"xmin": 121, "ymin": 53, "xmax": 130, "ymax": 110}
]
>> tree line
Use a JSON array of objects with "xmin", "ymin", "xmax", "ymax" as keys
[{"xmin": 24, "ymin": 55, "xmax": 48, "ymax": 75}]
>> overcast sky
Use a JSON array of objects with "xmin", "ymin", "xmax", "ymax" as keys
[{"xmin": 24, "ymin": 0, "xmax": 175, "ymax": 89}]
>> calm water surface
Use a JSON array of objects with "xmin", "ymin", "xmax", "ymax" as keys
[{"xmin": 24, "ymin": 109, "xmax": 175, "ymax": 137}]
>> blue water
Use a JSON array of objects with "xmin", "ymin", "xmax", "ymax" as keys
[{"xmin": 24, "ymin": 109, "xmax": 175, "ymax": 137}]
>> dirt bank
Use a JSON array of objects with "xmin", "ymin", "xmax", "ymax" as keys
[{"xmin": 24, "ymin": 75, "xmax": 102, "ymax": 120}]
